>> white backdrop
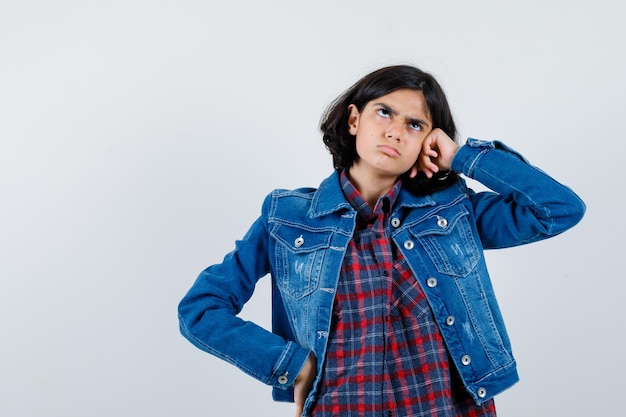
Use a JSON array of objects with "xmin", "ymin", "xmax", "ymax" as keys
[{"xmin": 1, "ymin": 1, "xmax": 624, "ymax": 416}]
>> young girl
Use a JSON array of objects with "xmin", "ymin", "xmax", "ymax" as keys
[{"xmin": 178, "ymin": 65, "xmax": 585, "ymax": 417}]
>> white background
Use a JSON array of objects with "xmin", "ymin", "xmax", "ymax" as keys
[{"xmin": 1, "ymin": 1, "xmax": 624, "ymax": 416}]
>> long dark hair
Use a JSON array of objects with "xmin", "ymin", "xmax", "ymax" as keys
[{"xmin": 320, "ymin": 65, "xmax": 459, "ymax": 195}]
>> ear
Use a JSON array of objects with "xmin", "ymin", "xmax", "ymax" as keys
[{"xmin": 347, "ymin": 104, "xmax": 360, "ymax": 136}]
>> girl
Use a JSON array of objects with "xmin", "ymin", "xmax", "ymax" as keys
[{"xmin": 178, "ymin": 65, "xmax": 585, "ymax": 417}]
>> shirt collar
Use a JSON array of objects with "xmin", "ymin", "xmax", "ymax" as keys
[
  {"xmin": 308, "ymin": 170, "xmax": 438, "ymax": 219},
  {"xmin": 339, "ymin": 169, "xmax": 402, "ymax": 224}
]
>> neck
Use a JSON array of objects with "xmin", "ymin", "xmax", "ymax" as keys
[{"xmin": 347, "ymin": 165, "xmax": 398, "ymax": 208}]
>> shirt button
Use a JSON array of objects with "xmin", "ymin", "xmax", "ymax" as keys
[
  {"xmin": 477, "ymin": 387, "xmax": 487, "ymax": 398},
  {"xmin": 403, "ymin": 240, "xmax": 414, "ymax": 250},
  {"xmin": 437, "ymin": 217, "xmax": 448, "ymax": 228},
  {"xmin": 446, "ymin": 316, "xmax": 455, "ymax": 326},
  {"xmin": 294, "ymin": 235, "xmax": 304, "ymax": 248},
  {"xmin": 391, "ymin": 218, "xmax": 401, "ymax": 228},
  {"xmin": 461, "ymin": 355, "xmax": 471, "ymax": 366},
  {"xmin": 426, "ymin": 277, "xmax": 438, "ymax": 288},
  {"xmin": 278, "ymin": 374, "xmax": 289, "ymax": 384}
]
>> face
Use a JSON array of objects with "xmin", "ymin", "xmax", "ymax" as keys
[{"xmin": 348, "ymin": 88, "xmax": 432, "ymax": 181}]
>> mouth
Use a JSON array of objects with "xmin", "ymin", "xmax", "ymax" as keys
[{"xmin": 378, "ymin": 144, "xmax": 400, "ymax": 157}]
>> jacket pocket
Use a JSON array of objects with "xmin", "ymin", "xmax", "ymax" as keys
[
  {"xmin": 271, "ymin": 224, "xmax": 332, "ymax": 300},
  {"xmin": 410, "ymin": 205, "xmax": 480, "ymax": 277}
]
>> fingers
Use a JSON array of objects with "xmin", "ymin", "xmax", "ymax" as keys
[
  {"xmin": 412, "ymin": 128, "xmax": 459, "ymax": 179},
  {"xmin": 294, "ymin": 385, "xmax": 305, "ymax": 417},
  {"xmin": 420, "ymin": 152, "xmax": 439, "ymax": 178},
  {"xmin": 418, "ymin": 133, "xmax": 440, "ymax": 178},
  {"xmin": 293, "ymin": 354, "xmax": 317, "ymax": 417},
  {"xmin": 294, "ymin": 388, "xmax": 304, "ymax": 417},
  {"xmin": 417, "ymin": 128, "xmax": 459, "ymax": 177}
]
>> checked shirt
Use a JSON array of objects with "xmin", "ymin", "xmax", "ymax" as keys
[{"xmin": 310, "ymin": 171, "xmax": 496, "ymax": 417}]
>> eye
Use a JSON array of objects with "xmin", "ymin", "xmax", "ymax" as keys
[
  {"xmin": 376, "ymin": 108, "xmax": 391, "ymax": 118},
  {"xmin": 409, "ymin": 122, "xmax": 422, "ymax": 131}
]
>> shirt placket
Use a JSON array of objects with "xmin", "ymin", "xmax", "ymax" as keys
[{"xmin": 372, "ymin": 210, "xmax": 396, "ymax": 416}]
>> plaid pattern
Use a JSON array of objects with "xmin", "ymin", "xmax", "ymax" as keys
[{"xmin": 311, "ymin": 171, "xmax": 496, "ymax": 417}]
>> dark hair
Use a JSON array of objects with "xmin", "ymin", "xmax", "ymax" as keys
[{"xmin": 320, "ymin": 65, "xmax": 459, "ymax": 194}]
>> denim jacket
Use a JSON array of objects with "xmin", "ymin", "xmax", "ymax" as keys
[{"xmin": 178, "ymin": 139, "xmax": 585, "ymax": 411}]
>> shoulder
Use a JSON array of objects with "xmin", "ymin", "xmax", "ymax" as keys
[
  {"xmin": 262, "ymin": 171, "xmax": 344, "ymax": 216},
  {"xmin": 265, "ymin": 186, "xmax": 318, "ymax": 206},
  {"xmin": 259, "ymin": 186, "xmax": 319, "ymax": 223}
]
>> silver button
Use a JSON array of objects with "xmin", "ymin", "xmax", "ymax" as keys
[
  {"xmin": 446, "ymin": 316, "xmax": 455, "ymax": 326},
  {"xmin": 278, "ymin": 374, "xmax": 289, "ymax": 384},
  {"xmin": 391, "ymin": 218, "xmax": 401, "ymax": 228},
  {"xmin": 294, "ymin": 236, "xmax": 304, "ymax": 247},
  {"xmin": 426, "ymin": 277, "xmax": 438, "ymax": 288},
  {"xmin": 461, "ymin": 355, "xmax": 471, "ymax": 365},
  {"xmin": 436, "ymin": 217, "xmax": 448, "ymax": 228},
  {"xmin": 477, "ymin": 387, "xmax": 487, "ymax": 398},
  {"xmin": 403, "ymin": 240, "xmax": 414, "ymax": 250}
]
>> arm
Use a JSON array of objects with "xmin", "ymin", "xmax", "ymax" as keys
[
  {"xmin": 177, "ymin": 195, "xmax": 310, "ymax": 391},
  {"xmin": 452, "ymin": 138, "xmax": 586, "ymax": 248},
  {"xmin": 417, "ymin": 130, "xmax": 585, "ymax": 248}
]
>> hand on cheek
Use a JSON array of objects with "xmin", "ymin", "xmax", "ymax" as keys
[{"xmin": 412, "ymin": 128, "xmax": 459, "ymax": 179}]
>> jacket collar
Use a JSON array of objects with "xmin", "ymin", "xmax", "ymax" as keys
[
  {"xmin": 309, "ymin": 171, "xmax": 437, "ymax": 218},
  {"xmin": 309, "ymin": 171, "xmax": 352, "ymax": 218}
]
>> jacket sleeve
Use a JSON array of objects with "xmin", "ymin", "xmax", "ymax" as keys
[
  {"xmin": 177, "ymin": 193, "xmax": 310, "ymax": 391},
  {"xmin": 451, "ymin": 138, "xmax": 586, "ymax": 249}
]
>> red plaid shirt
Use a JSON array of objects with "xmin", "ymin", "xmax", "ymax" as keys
[{"xmin": 311, "ymin": 171, "xmax": 496, "ymax": 417}]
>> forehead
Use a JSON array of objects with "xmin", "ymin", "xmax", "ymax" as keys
[{"xmin": 366, "ymin": 89, "xmax": 430, "ymax": 117}]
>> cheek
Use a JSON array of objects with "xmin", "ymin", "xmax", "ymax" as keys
[
  {"xmin": 354, "ymin": 129, "xmax": 374, "ymax": 149},
  {"xmin": 352, "ymin": 134, "xmax": 365, "ymax": 157},
  {"xmin": 400, "ymin": 140, "xmax": 423, "ymax": 168},
  {"xmin": 407, "ymin": 139, "xmax": 424, "ymax": 159}
]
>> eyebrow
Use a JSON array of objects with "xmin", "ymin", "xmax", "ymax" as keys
[{"xmin": 373, "ymin": 102, "xmax": 431, "ymax": 128}]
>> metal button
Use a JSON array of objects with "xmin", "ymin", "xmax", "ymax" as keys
[
  {"xmin": 278, "ymin": 374, "xmax": 289, "ymax": 384},
  {"xmin": 461, "ymin": 355, "xmax": 471, "ymax": 366},
  {"xmin": 426, "ymin": 277, "xmax": 438, "ymax": 288},
  {"xmin": 294, "ymin": 235, "xmax": 304, "ymax": 247},
  {"xmin": 403, "ymin": 240, "xmax": 414, "ymax": 250},
  {"xmin": 446, "ymin": 316, "xmax": 455, "ymax": 326},
  {"xmin": 477, "ymin": 387, "xmax": 487, "ymax": 398},
  {"xmin": 437, "ymin": 217, "xmax": 448, "ymax": 228},
  {"xmin": 391, "ymin": 218, "xmax": 401, "ymax": 228}
]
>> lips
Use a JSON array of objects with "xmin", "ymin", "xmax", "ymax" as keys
[{"xmin": 378, "ymin": 144, "xmax": 400, "ymax": 157}]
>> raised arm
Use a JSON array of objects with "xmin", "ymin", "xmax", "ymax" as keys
[{"xmin": 451, "ymin": 138, "xmax": 586, "ymax": 249}]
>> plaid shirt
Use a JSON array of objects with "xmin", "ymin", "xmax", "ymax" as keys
[{"xmin": 311, "ymin": 171, "xmax": 496, "ymax": 417}]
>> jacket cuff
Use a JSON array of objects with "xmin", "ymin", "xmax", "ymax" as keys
[
  {"xmin": 270, "ymin": 341, "xmax": 311, "ymax": 389},
  {"xmin": 451, "ymin": 138, "xmax": 529, "ymax": 177}
]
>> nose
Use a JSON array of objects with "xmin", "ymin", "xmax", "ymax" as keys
[{"xmin": 386, "ymin": 121, "xmax": 402, "ymax": 142}]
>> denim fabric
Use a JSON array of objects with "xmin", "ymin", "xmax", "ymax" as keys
[{"xmin": 178, "ymin": 139, "xmax": 585, "ymax": 413}]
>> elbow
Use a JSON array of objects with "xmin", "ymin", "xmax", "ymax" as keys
[
  {"xmin": 177, "ymin": 298, "xmax": 210, "ymax": 351},
  {"xmin": 177, "ymin": 293, "xmax": 206, "ymax": 342},
  {"xmin": 177, "ymin": 298, "xmax": 195, "ymax": 340},
  {"xmin": 570, "ymin": 197, "xmax": 586, "ymax": 226},
  {"xmin": 177, "ymin": 290, "xmax": 235, "ymax": 348},
  {"xmin": 564, "ymin": 190, "xmax": 586, "ymax": 228},
  {"xmin": 550, "ymin": 193, "xmax": 586, "ymax": 236}
]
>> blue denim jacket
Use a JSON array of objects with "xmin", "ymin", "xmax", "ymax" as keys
[{"xmin": 178, "ymin": 139, "xmax": 585, "ymax": 411}]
